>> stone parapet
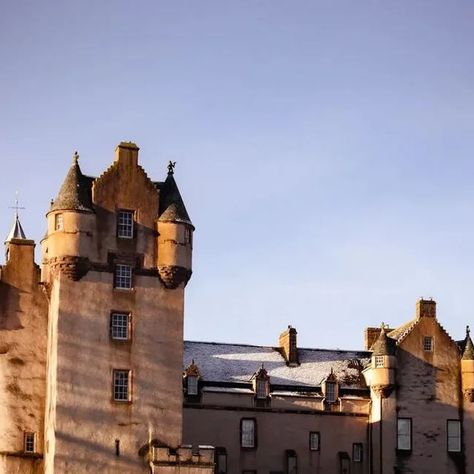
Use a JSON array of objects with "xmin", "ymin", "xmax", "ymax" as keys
[{"xmin": 148, "ymin": 445, "xmax": 214, "ymax": 472}]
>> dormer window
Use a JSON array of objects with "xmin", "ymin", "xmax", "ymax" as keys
[
  {"xmin": 184, "ymin": 360, "xmax": 201, "ymax": 397},
  {"xmin": 252, "ymin": 365, "xmax": 270, "ymax": 400},
  {"xmin": 55, "ymin": 213, "xmax": 64, "ymax": 231},
  {"xmin": 326, "ymin": 382, "xmax": 336, "ymax": 402},
  {"xmin": 117, "ymin": 210, "xmax": 134, "ymax": 239},
  {"xmin": 322, "ymin": 370, "xmax": 339, "ymax": 403}
]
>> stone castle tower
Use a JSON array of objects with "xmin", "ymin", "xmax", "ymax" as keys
[{"xmin": 0, "ymin": 143, "xmax": 212, "ymax": 473}]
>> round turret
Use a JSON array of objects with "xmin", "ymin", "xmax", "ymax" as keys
[
  {"xmin": 461, "ymin": 327, "xmax": 474, "ymax": 402},
  {"xmin": 156, "ymin": 163, "xmax": 194, "ymax": 289}
]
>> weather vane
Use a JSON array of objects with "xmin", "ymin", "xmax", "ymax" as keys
[
  {"xmin": 167, "ymin": 161, "xmax": 176, "ymax": 175},
  {"xmin": 9, "ymin": 191, "xmax": 25, "ymax": 217}
]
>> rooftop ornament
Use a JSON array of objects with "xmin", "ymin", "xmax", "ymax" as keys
[{"xmin": 167, "ymin": 160, "xmax": 176, "ymax": 175}]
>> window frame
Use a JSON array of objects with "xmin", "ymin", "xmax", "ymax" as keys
[
  {"xmin": 374, "ymin": 355, "xmax": 385, "ymax": 368},
  {"xmin": 286, "ymin": 449, "xmax": 297, "ymax": 474},
  {"xmin": 309, "ymin": 431, "xmax": 320, "ymax": 451},
  {"xmin": 240, "ymin": 418, "xmax": 257, "ymax": 449},
  {"xmin": 256, "ymin": 378, "xmax": 268, "ymax": 399},
  {"xmin": 117, "ymin": 210, "xmax": 134, "ymax": 239},
  {"xmin": 325, "ymin": 381, "xmax": 337, "ymax": 403},
  {"xmin": 447, "ymin": 419, "xmax": 462, "ymax": 453},
  {"xmin": 215, "ymin": 447, "xmax": 227, "ymax": 474},
  {"xmin": 114, "ymin": 264, "xmax": 133, "ymax": 290},
  {"xmin": 423, "ymin": 336, "xmax": 433, "ymax": 352},
  {"xmin": 187, "ymin": 375, "xmax": 199, "ymax": 396},
  {"xmin": 54, "ymin": 213, "xmax": 64, "ymax": 231},
  {"xmin": 24, "ymin": 432, "xmax": 35, "ymax": 454},
  {"xmin": 397, "ymin": 417, "xmax": 412, "ymax": 451},
  {"xmin": 113, "ymin": 369, "xmax": 132, "ymax": 403},
  {"xmin": 110, "ymin": 312, "xmax": 131, "ymax": 341},
  {"xmin": 352, "ymin": 443, "xmax": 363, "ymax": 462}
]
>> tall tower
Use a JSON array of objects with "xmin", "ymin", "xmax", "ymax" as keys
[{"xmin": 41, "ymin": 143, "xmax": 194, "ymax": 473}]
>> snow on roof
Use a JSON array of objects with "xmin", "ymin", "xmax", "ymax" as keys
[{"xmin": 184, "ymin": 341, "xmax": 370, "ymax": 389}]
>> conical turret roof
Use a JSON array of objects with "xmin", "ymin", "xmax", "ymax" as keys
[
  {"xmin": 5, "ymin": 214, "xmax": 27, "ymax": 242},
  {"xmin": 158, "ymin": 163, "xmax": 192, "ymax": 225},
  {"xmin": 371, "ymin": 327, "xmax": 396, "ymax": 356},
  {"xmin": 463, "ymin": 327, "xmax": 474, "ymax": 360},
  {"xmin": 51, "ymin": 152, "xmax": 93, "ymax": 212}
]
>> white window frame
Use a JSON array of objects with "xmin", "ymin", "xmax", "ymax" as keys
[
  {"xmin": 24, "ymin": 432, "xmax": 35, "ymax": 453},
  {"xmin": 117, "ymin": 210, "xmax": 134, "ymax": 239},
  {"xmin": 423, "ymin": 336, "xmax": 433, "ymax": 352},
  {"xmin": 325, "ymin": 381, "xmax": 336, "ymax": 403},
  {"xmin": 114, "ymin": 264, "xmax": 132, "ymax": 289},
  {"xmin": 187, "ymin": 375, "xmax": 199, "ymax": 396},
  {"xmin": 375, "ymin": 355, "xmax": 385, "ymax": 368},
  {"xmin": 309, "ymin": 431, "xmax": 320, "ymax": 451},
  {"xmin": 113, "ymin": 369, "xmax": 131, "ymax": 402},
  {"xmin": 55, "ymin": 213, "xmax": 64, "ymax": 231},
  {"xmin": 447, "ymin": 420, "xmax": 461, "ymax": 453},
  {"xmin": 353, "ymin": 443, "xmax": 363, "ymax": 462},
  {"xmin": 397, "ymin": 418, "xmax": 412, "ymax": 451},
  {"xmin": 110, "ymin": 313, "xmax": 130, "ymax": 341},
  {"xmin": 241, "ymin": 418, "xmax": 256, "ymax": 448}
]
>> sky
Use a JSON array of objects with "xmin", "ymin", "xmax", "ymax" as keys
[{"xmin": 1, "ymin": 1, "xmax": 474, "ymax": 350}]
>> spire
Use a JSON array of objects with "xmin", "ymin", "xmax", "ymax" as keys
[
  {"xmin": 6, "ymin": 214, "xmax": 27, "ymax": 242},
  {"xmin": 463, "ymin": 326, "xmax": 474, "ymax": 360},
  {"xmin": 51, "ymin": 151, "xmax": 93, "ymax": 212},
  {"xmin": 158, "ymin": 162, "xmax": 192, "ymax": 225},
  {"xmin": 371, "ymin": 325, "xmax": 396, "ymax": 356}
]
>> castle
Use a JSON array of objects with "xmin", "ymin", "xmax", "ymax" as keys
[{"xmin": 0, "ymin": 143, "xmax": 473, "ymax": 474}]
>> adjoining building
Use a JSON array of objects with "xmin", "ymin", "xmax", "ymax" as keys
[{"xmin": 0, "ymin": 143, "xmax": 473, "ymax": 474}]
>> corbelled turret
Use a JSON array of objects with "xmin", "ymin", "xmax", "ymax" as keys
[
  {"xmin": 156, "ymin": 162, "xmax": 194, "ymax": 289},
  {"xmin": 462, "ymin": 326, "xmax": 474, "ymax": 402}
]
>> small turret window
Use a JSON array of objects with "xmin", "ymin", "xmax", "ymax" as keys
[
  {"xmin": 55, "ymin": 213, "xmax": 64, "ymax": 231},
  {"xmin": 375, "ymin": 356, "xmax": 384, "ymax": 368},
  {"xmin": 117, "ymin": 210, "xmax": 134, "ymax": 239},
  {"xmin": 24, "ymin": 432, "xmax": 35, "ymax": 453}
]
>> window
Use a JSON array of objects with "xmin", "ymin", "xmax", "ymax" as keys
[
  {"xmin": 55, "ymin": 213, "xmax": 64, "ymax": 231},
  {"xmin": 423, "ymin": 336, "xmax": 433, "ymax": 352},
  {"xmin": 286, "ymin": 450, "xmax": 297, "ymax": 474},
  {"xmin": 24, "ymin": 432, "xmax": 35, "ymax": 453},
  {"xmin": 187, "ymin": 375, "xmax": 199, "ymax": 396},
  {"xmin": 215, "ymin": 447, "xmax": 227, "ymax": 474},
  {"xmin": 397, "ymin": 418, "xmax": 412, "ymax": 451},
  {"xmin": 447, "ymin": 420, "xmax": 461, "ymax": 453},
  {"xmin": 241, "ymin": 418, "xmax": 256, "ymax": 448},
  {"xmin": 256, "ymin": 378, "xmax": 268, "ymax": 399},
  {"xmin": 117, "ymin": 210, "xmax": 134, "ymax": 238},
  {"xmin": 110, "ymin": 313, "xmax": 130, "ymax": 340},
  {"xmin": 113, "ymin": 369, "xmax": 131, "ymax": 402},
  {"xmin": 309, "ymin": 432, "xmax": 320, "ymax": 451},
  {"xmin": 114, "ymin": 264, "xmax": 132, "ymax": 289},
  {"xmin": 375, "ymin": 356, "xmax": 384, "ymax": 368},
  {"xmin": 184, "ymin": 227, "xmax": 193, "ymax": 246},
  {"xmin": 352, "ymin": 443, "xmax": 363, "ymax": 462},
  {"xmin": 326, "ymin": 382, "xmax": 336, "ymax": 403}
]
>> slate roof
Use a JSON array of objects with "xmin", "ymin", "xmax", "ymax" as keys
[
  {"xmin": 51, "ymin": 156, "xmax": 94, "ymax": 212},
  {"xmin": 6, "ymin": 214, "xmax": 27, "ymax": 241},
  {"xmin": 463, "ymin": 334, "xmax": 474, "ymax": 360},
  {"xmin": 184, "ymin": 341, "xmax": 370, "ymax": 389},
  {"xmin": 371, "ymin": 329, "xmax": 396, "ymax": 356},
  {"xmin": 156, "ymin": 173, "xmax": 192, "ymax": 225}
]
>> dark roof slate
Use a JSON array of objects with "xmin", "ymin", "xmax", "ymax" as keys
[
  {"xmin": 157, "ymin": 173, "xmax": 192, "ymax": 225},
  {"xmin": 371, "ymin": 329, "xmax": 396, "ymax": 356},
  {"xmin": 51, "ymin": 156, "xmax": 94, "ymax": 212},
  {"xmin": 6, "ymin": 215, "xmax": 27, "ymax": 241},
  {"xmin": 463, "ymin": 334, "xmax": 474, "ymax": 360}
]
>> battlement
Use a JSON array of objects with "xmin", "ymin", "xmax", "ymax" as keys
[{"xmin": 148, "ymin": 445, "xmax": 214, "ymax": 471}]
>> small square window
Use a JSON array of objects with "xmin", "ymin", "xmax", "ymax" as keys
[
  {"xmin": 241, "ymin": 418, "xmax": 256, "ymax": 448},
  {"xmin": 24, "ymin": 432, "xmax": 35, "ymax": 453},
  {"xmin": 117, "ymin": 210, "xmax": 134, "ymax": 239},
  {"xmin": 309, "ymin": 432, "xmax": 320, "ymax": 451},
  {"xmin": 113, "ymin": 369, "xmax": 131, "ymax": 402},
  {"xmin": 114, "ymin": 264, "xmax": 132, "ymax": 289},
  {"xmin": 447, "ymin": 420, "xmax": 461, "ymax": 453},
  {"xmin": 55, "ymin": 214, "xmax": 64, "ymax": 231},
  {"xmin": 423, "ymin": 336, "xmax": 433, "ymax": 352},
  {"xmin": 110, "ymin": 313, "xmax": 130, "ymax": 340},
  {"xmin": 375, "ymin": 356, "xmax": 385, "ymax": 368},
  {"xmin": 353, "ymin": 443, "xmax": 363, "ymax": 462}
]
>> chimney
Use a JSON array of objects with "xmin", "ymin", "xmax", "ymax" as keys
[
  {"xmin": 279, "ymin": 325, "xmax": 299, "ymax": 366},
  {"xmin": 115, "ymin": 141, "xmax": 139, "ymax": 167},
  {"xmin": 416, "ymin": 298, "xmax": 436, "ymax": 319}
]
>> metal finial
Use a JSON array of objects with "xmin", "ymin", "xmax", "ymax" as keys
[
  {"xmin": 467, "ymin": 326, "xmax": 470, "ymax": 336},
  {"xmin": 73, "ymin": 151, "xmax": 79, "ymax": 164},
  {"xmin": 9, "ymin": 191, "xmax": 25, "ymax": 218},
  {"xmin": 167, "ymin": 161, "xmax": 176, "ymax": 175}
]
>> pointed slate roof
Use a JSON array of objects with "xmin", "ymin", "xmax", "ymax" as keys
[
  {"xmin": 371, "ymin": 327, "xmax": 396, "ymax": 356},
  {"xmin": 157, "ymin": 163, "xmax": 192, "ymax": 225},
  {"xmin": 463, "ymin": 327, "xmax": 474, "ymax": 361},
  {"xmin": 51, "ymin": 152, "xmax": 94, "ymax": 212},
  {"xmin": 5, "ymin": 214, "xmax": 27, "ymax": 242}
]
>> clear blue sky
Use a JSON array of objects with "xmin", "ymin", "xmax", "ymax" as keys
[{"xmin": 2, "ymin": 1, "xmax": 474, "ymax": 349}]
